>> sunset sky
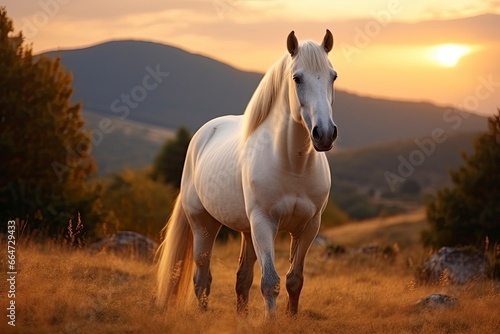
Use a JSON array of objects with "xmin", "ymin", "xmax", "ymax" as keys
[{"xmin": 3, "ymin": 0, "xmax": 500, "ymax": 115}]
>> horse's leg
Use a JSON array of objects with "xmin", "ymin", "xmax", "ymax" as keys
[
  {"xmin": 286, "ymin": 217, "xmax": 321, "ymax": 316},
  {"xmin": 235, "ymin": 232, "xmax": 257, "ymax": 315},
  {"xmin": 250, "ymin": 218, "xmax": 280, "ymax": 320},
  {"xmin": 189, "ymin": 211, "xmax": 222, "ymax": 311}
]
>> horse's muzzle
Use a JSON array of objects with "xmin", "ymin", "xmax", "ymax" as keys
[{"xmin": 311, "ymin": 124, "xmax": 337, "ymax": 151}]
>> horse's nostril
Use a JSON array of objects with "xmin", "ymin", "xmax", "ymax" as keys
[
  {"xmin": 312, "ymin": 126, "xmax": 321, "ymax": 141},
  {"xmin": 332, "ymin": 126, "xmax": 338, "ymax": 141}
]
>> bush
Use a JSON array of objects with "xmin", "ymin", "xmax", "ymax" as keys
[
  {"xmin": 424, "ymin": 110, "xmax": 500, "ymax": 248},
  {"xmin": 102, "ymin": 168, "xmax": 176, "ymax": 241}
]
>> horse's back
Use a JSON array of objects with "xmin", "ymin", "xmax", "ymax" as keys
[
  {"xmin": 183, "ymin": 116, "xmax": 237, "ymax": 164},
  {"xmin": 182, "ymin": 115, "xmax": 250, "ymax": 231}
]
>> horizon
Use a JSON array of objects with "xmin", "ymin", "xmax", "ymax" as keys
[{"xmin": 3, "ymin": 1, "xmax": 500, "ymax": 115}]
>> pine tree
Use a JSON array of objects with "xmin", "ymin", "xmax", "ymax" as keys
[
  {"xmin": 0, "ymin": 7, "xmax": 99, "ymax": 234},
  {"xmin": 151, "ymin": 126, "xmax": 191, "ymax": 188},
  {"xmin": 424, "ymin": 110, "xmax": 500, "ymax": 248}
]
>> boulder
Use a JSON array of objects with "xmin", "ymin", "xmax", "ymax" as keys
[
  {"xmin": 313, "ymin": 234, "xmax": 328, "ymax": 247},
  {"xmin": 418, "ymin": 247, "xmax": 487, "ymax": 284},
  {"xmin": 414, "ymin": 293, "xmax": 458, "ymax": 309},
  {"xmin": 89, "ymin": 231, "xmax": 158, "ymax": 261}
]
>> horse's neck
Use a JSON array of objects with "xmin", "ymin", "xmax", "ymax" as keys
[{"xmin": 269, "ymin": 94, "xmax": 317, "ymax": 174}]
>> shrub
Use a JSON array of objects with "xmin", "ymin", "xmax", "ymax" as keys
[{"xmin": 424, "ymin": 110, "xmax": 500, "ymax": 248}]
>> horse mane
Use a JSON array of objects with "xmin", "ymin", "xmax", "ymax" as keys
[{"xmin": 241, "ymin": 41, "xmax": 332, "ymax": 140}]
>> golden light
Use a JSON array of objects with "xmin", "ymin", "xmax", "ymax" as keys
[{"xmin": 430, "ymin": 44, "xmax": 471, "ymax": 67}]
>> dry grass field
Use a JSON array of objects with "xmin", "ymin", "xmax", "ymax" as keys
[{"xmin": 2, "ymin": 210, "xmax": 499, "ymax": 334}]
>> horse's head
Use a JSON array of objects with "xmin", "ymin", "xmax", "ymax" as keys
[{"xmin": 287, "ymin": 30, "xmax": 338, "ymax": 152}]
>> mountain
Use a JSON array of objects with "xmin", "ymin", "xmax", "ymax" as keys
[
  {"xmin": 44, "ymin": 40, "xmax": 262, "ymax": 132},
  {"xmin": 43, "ymin": 40, "xmax": 488, "ymax": 152}
]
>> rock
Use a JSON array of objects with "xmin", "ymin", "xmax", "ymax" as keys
[
  {"xmin": 325, "ymin": 243, "xmax": 347, "ymax": 257},
  {"xmin": 89, "ymin": 231, "xmax": 158, "ymax": 261},
  {"xmin": 361, "ymin": 245, "xmax": 380, "ymax": 254},
  {"xmin": 418, "ymin": 247, "xmax": 487, "ymax": 285},
  {"xmin": 313, "ymin": 234, "xmax": 328, "ymax": 247},
  {"xmin": 313, "ymin": 235, "xmax": 347, "ymax": 258},
  {"xmin": 415, "ymin": 293, "xmax": 458, "ymax": 309}
]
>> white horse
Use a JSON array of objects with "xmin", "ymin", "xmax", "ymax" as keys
[{"xmin": 156, "ymin": 30, "xmax": 338, "ymax": 319}]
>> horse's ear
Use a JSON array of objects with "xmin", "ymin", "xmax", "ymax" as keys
[
  {"xmin": 287, "ymin": 31, "xmax": 299, "ymax": 57},
  {"xmin": 321, "ymin": 29, "xmax": 334, "ymax": 53}
]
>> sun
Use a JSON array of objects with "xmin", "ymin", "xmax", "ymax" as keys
[{"xmin": 430, "ymin": 44, "xmax": 471, "ymax": 67}]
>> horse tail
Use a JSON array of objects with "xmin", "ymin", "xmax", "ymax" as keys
[{"xmin": 156, "ymin": 194, "xmax": 194, "ymax": 309}]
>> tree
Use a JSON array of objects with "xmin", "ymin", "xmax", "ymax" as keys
[
  {"xmin": 151, "ymin": 126, "xmax": 191, "ymax": 188},
  {"xmin": 423, "ymin": 110, "xmax": 500, "ymax": 248},
  {"xmin": 0, "ymin": 7, "xmax": 100, "ymax": 235}
]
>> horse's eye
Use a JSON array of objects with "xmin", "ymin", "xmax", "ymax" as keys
[{"xmin": 293, "ymin": 75, "xmax": 302, "ymax": 84}]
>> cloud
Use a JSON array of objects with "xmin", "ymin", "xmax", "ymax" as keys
[
  {"xmin": 4, "ymin": 1, "xmax": 499, "ymax": 51},
  {"xmin": 6, "ymin": 0, "xmax": 215, "ymax": 20},
  {"xmin": 369, "ymin": 14, "xmax": 500, "ymax": 44},
  {"xmin": 182, "ymin": 13, "xmax": 500, "ymax": 46}
]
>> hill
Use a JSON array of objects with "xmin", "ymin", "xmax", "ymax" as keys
[
  {"xmin": 327, "ymin": 131, "xmax": 481, "ymax": 219},
  {"xmin": 43, "ymin": 40, "xmax": 487, "ymax": 152},
  {"xmin": 329, "ymin": 131, "xmax": 480, "ymax": 192},
  {"xmin": 323, "ymin": 209, "xmax": 427, "ymax": 247},
  {"xmin": 83, "ymin": 111, "xmax": 173, "ymax": 174}
]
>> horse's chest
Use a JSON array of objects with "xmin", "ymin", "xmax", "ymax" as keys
[
  {"xmin": 246, "ymin": 164, "xmax": 330, "ymax": 224},
  {"xmin": 274, "ymin": 195, "xmax": 316, "ymax": 218}
]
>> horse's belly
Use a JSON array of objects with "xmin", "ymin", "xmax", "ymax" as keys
[
  {"xmin": 197, "ymin": 166, "xmax": 249, "ymax": 231},
  {"xmin": 192, "ymin": 118, "xmax": 250, "ymax": 232}
]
